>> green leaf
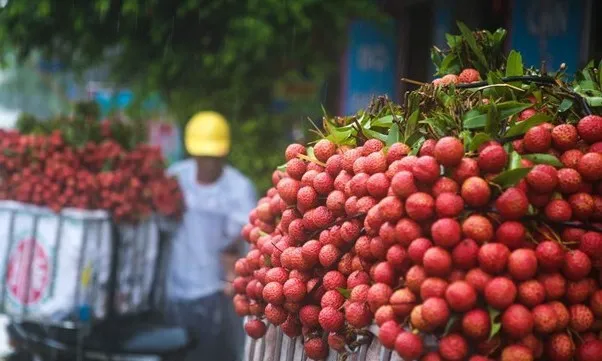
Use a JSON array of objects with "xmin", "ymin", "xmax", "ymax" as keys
[
  {"xmin": 386, "ymin": 123, "xmax": 400, "ymax": 146},
  {"xmin": 404, "ymin": 110, "xmax": 420, "ymax": 142},
  {"xmin": 457, "ymin": 21, "xmax": 489, "ymax": 72},
  {"xmin": 522, "ymin": 153, "xmax": 564, "ymax": 167},
  {"xmin": 264, "ymin": 254, "xmax": 272, "ymax": 267},
  {"xmin": 599, "ymin": 59, "xmax": 602, "ymax": 87},
  {"xmin": 488, "ymin": 306, "xmax": 502, "ymax": 340},
  {"xmin": 431, "ymin": 48, "xmax": 443, "ymax": 70},
  {"xmin": 410, "ymin": 137, "xmax": 426, "ymax": 156},
  {"xmin": 558, "ymin": 98, "xmax": 574, "ymax": 113},
  {"xmin": 445, "ymin": 34, "xmax": 462, "ymax": 48},
  {"xmin": 585, "ymin": 96, "xmax": 602, "ymax": 107},
  {"xmin": 363, "ymin": 128, "xmax": 388, "ymax": 143},
  {"xmin": 438, "ymin": 54, "xmax": 461, "ymax": 75},
  {"xmin": 464, "ymin": 102, "xmax": 532, "ymax": 129},
  {"xmin": 444, "ymin": 314, "xmax": 460, "ymax": 336},
  {"xmin": 505, "ymin": 50, "xmax": 523, "ymax": 77},
  {"xmin": 579, "ymin": 80, "xmax": 600, "ymax": 91},
  {"xmin": 469, "ymin": 133, "xmax": 492, "ymax": 151},
  {"xmin": 307, "ymin": 146, "xmax": 316, "ymax": 160},
  {"xmin": 372, "ymin": 115, "xmax": 394, "ymax": 128},
  {"xmin": 504, "ymin": 113, "xmax": 552, "ymax": 137},
  {"xmin": 485, "ymin": 100, "xmax": 499, "ymax": 135},
  {"xmin": 276, "ymin": 163, "xmax": 287, "ymax": 172},
  {"xmin": 509, "ymin": 151, "xmax": 523, "ymax": 170},
  {"xmin": 337, "ymin": 288, "xmax": 351, "ymax": 299},
  {"xmin": 491, "ymin": 168, "xmax": 532, "ymax": 188}
]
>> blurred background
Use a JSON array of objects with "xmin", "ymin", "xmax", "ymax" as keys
[{"xmin": 0, "ymin": 0, "xmax": 598, "ymax": 193}]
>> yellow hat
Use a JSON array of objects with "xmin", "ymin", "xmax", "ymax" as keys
[{"xmin": 185, "ymin": 111, "xmax": 231, "ymax": 157}]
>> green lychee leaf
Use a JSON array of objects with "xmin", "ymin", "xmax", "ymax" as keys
[
  {"xmin": 372, "ymin": 115, "xmax": 394, "ymax": 128},
  {"xmin": 457, "ymin": 21, "xmax": 488, "ymax": 73},
  {"xmin": 443, "ymin": 314, "xmax": 460, "ymax": 336},
  {"xmin": 363, "ymin": 128, "xmax": 388, "ymax": 143},
  {"xmin": 522, "ymin": 153, "xmax": 564, "ymax": 167},
  {"xmin": 504, "ymin": 113, "xmax": 552, "ymax": 137},
  {"xmin": 337, "ymin": 288, "xmax": 351, "ymax": 299},
  {"xmin": 509, "ymin": 151, "xmax": 523, "ymax": 170},
  {"xmin": 505, "ymin": 50, "xmax": 524, "ymax": 78},
  {"xmin": 276, "ymin": 163, "xmax": 287, "ymax": 172},
  {"xmin": 488, "ymin": 306, "xmax": 502, "ymax": 340},
  {"xmin": 598, "ymin": 59, "xmax": 602, "ymax": 86},
  {"xmin": 409, "ymin": 137, "xmax": 426, "ymax": 156},
  {"xmin": 491, "ymin": 167, "xmax": 532, "ymax": 188},
  {"xmin": 306, "ymin": 146, "xmax": 316, "ymax": 160},
  {"xmin": 585, "ymin": 96, "xmax": 602, "ymax": 107},
  {"xmin": 558, "ymin": 98, "xmax": 574, "ymax": 113},
  {"xmin": 485, "ymin": 100, "xmax": 500, "ymax": 136},
  {"xmin": 264, "ymin": 255, "xmax": 272, "ymax": 267},
  {"xmin": 463, "ymin": 101, "xmax": 532, "ymax": 129},
  {"xmin": 404, "ymin": 110, "xmax": 420, "ymax": 142},
  {"xmin": 469, "ymin": 132, "xmax": 492, "ymax": 151},
  {"xmin": 386, "ymin": 123, "xmax": 400, "ymax": 146}
]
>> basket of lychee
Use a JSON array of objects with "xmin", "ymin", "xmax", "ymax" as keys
[{"xmin": 233, "ymin": 26, "xmax": 602, "ymax": 361}]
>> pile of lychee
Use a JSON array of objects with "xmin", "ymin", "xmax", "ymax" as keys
[{"xmin": 233, "ymin": 110, "xmax": 602, "ymax": 360}]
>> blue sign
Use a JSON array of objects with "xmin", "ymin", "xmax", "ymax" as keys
[
  {"xmin": 431, "ymin": 0, "xmax": 453, "ymax": 78},
  {"xmin": 509, "ymin": 0, "xmax": 585, "ymax": 74},
  {"xmin": 340, "ymin": 20, "xmax": 397, "ymax": 115}
]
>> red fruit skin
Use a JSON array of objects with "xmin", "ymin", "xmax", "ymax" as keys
[
  {"xmin": 465, "ymin": 268, "xmax": 493, "ymax": 295},
  {"xmin": 578, "ymin": 152, "xmax": 602, "ymax": 181},
  {"xmin": 423, "ymin": 247, "xmax": 452, "ymax": 277},
  {"xmin": 536, "ymin": 241, "xmax": 566, "ymax": 272},
  {"xmin": 502, "ymin": 304, "xmax": 534, "ymax": 339},
  {"xmin": 538, "ymin": 273, "xmax": 568, "ymax": 301},
  {"xmin": 439, "ymin": 333, "xmax": 469, "ymax": 361},
  {"xmin": 462, "ymin": 308, "xmax": 491, "ymax": 340},
  {"xmin": 435, "ymin": 192, "xmax": 464, "ymax": 218},
  {"xmin": 431, "ymin": 218, "xmax": 461, "ymax": 248},
  {"xmin": 390, "ymin": 288, "xmax": 417, "ymax": 317},
  {"xmin": 461, "ymin": 215, "xmax": 494, "ymax": 244},
  {"xmin": 408, "ymin": 237, "xmax": 433, "ymax": 264},
  {"xmin": 244, "ymin": 319, "xmax": 267, "ymax": 339},
  {"xmin": 518, "ymin": 280, "xmax": 546, "ymax": 308},
  {"xmin": 577, "ymin": 115, "xmax": 602, "ymax": 143},
  {"xmin": 478, "ymin": 243, "xmax": 510, "ymax": 274},
  {"xmin": 461, "ymin": 177, "xmax": 491, "ymax": 207},
  {"xmin": 562, "ymin": 250, "xmax": 592, "ymax": 281},
  {"xmin": 532, "ymin": 304, "xmax": 558, "ymax": 334},
  {"xmin": 496, "ymin": 221, "xmax": 526, "ymax": 250},
  {"xmin": 568, "ymin": 192, "xmax": 595, "ymax": 220},
  {"xmin": 320, "ymin": 290, "xmax": 345, "ymax": 309},
  {"xmin": 318, "ymin": 306, "xmax": 344, "ymax": 332},
  {"xmin": 386, "ymin": 142, "xmax": 410, "ymax": 164},
  {"xmin": 405, "ymin": 192, "xmax": 435, "ymax": 221},
  {"xmin": 485, "ymin": 277, "xmax": 517, "ymax": 310},
  {"xmin": 496, "ymin": 187, "xmax": 529, "ymax": 220},
  {"xmin": 299, "ymin": 305, "xmax": 321, "ymax": 328},
  {"xmin": 285, "ymin": 143, "xmax": 306, "ymax": 161},
  {"xmin": 452, "ymin": 238, "xmax": 479, "ymax": 270},
  {"xmin": 557, "ymin": 168, "xmax": 582, "ymax": 194},
  {"xmin": 420, "ymin": 139, "xmax": 436, "ymax": 156},
  {"xmin": 394, "ymin": 332, "xmax": 424, "ymax": 361},
  {"xmin": 314, "ymin": 139, "xmax": 336, "ymax": 162},
  {"xmin": 579, "ymin": 231, "xmax": 602, "ymax": 261},
  {"xmin": 459, "ymin": 68, "xmax": 480, "ymax": 83},
  {"xmin": 366, "ymin": 173, "xmax": 390, "ymax": 199},
  {"xmin": 500, "ymin": 345, "xmax": 534, "ymax": 361},
  {"xmin": 283, "ymin": 278, "xmax": 307, "ymax": 302},
  {"xmin": 546, "ymin": 332, "xmax": 575, "ymax": 361},
  {"xmin": 569, "ymin": 304, "xmax": 594, "ymax": 333},
  {"xmin": 421, "ymin": 297, "xmax": 450, "ymax": 328},
  {"xmin": 434, "ymin": 136, "xmax": 464, "ymax": 167},
  {"xmin": 445, "ymin": 281, "xmax": 477, "ymax": 312},
  {"xmin": 545, "ymin": 199, "xmax": 573, "ymax": 222},
  {"xmin": 322, "ymin": 270, "xmax": 346, "ymax": 291},
  {"xmin": 304, "ymin": 338, "xmax": 328, "ymax": 360},
  {"xmin": 390, "ymin": 171, "xmax": 417, "ymax": 199},
  {"xmin": 478, "ymin": 144, "xmax": 508, "ymax": 173},
  {"xmin": 566, "ymin": 278, "xmax": 596, "ymax": 304},
  {"xmin": 508, "ymin": 249, "xmax": 538, "ymax": 281},
  {"xmin": 576, "ymin": 340, "xmax": 602, "ymax": 361},
  {"xmin": 375, "ymin": 305, "xmax": 396, "ymax": 326},
  {"xmin": 420, "ymin": 277, "xmax": 449, "ymax": 299},
  {"xmin": 367, "ymin": 283, "xmax": 393, "ymax": 313},
  {"xmin": 524, "ymin": 125, "xmax": 552, "ymax": 153},
  {"xmin": 421, "ymin": 352, "xmax": 444, "ymax": 361},
  {"xmin": 378, "ymin": 320, "xmax": 402, "ymax": 349},
  {"xmin": 552, "ymin": 124, "xmax": 579, "ymax": 150},
  {"xmin": 345, "ymin": 301, "xmax": 373, "ymax": 328},
  {"xmin": 590, "ymin": 290, "xmax": 602, "ymax": 317}
]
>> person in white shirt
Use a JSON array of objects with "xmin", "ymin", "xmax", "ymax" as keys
[{"xmin": 164, "ymin": 111, "xmax": 256, "ymax": 361}]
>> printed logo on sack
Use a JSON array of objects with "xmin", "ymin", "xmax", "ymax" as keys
[{"xmin": 6, "ymin": 238, "xmax": 51, "ymax": 305}]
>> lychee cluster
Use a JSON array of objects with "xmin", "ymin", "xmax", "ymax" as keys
[{"xmin": 233, "ymin": 112, "xmax": 602, "ymax": 361}]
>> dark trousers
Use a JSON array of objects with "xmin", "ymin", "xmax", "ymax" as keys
[{"xmin": 164, "ymin": 292, "xmax": 244, "ymax": 361}]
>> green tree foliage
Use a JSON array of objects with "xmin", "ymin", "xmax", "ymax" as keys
[{"xmin": 0, "ymin": 0, "xmax": 382, "ymax": 191}]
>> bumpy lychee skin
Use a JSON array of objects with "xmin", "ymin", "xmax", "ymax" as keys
[
  {"xmin": 439, "ymin": 333, "xmax": 469, "ymax": 361},
  {"xmin": 577, "ymin": 340, "xmax": 602, "ymax": 361},
  {"xmin": 412, "ymin": 155, "xmax": 441, "ymax": 184},
  {"xmin": 538, "ymin": 273, "xmax": 568, "ymax": 301},
  {"xmin": 462, "ymin": 308, "xmax": 491, "ymax": 340},
  {"xmin": 524, "ymin": 125, "xmax": 552, "ymax": 153},
  {"xmin": 546, "ymin": 332, "xmax": 575, "ymax": 361},
  {"xmin": 569, "ymin": 304, "xmax": 594, "ymax": 333},
  {"xmin": 545, "ymin": 199, "xmax": 573, "ymax": 222},
  {"xmin": 431, "ymin": 218, "xmax": 462, "ymax": 248},
  {"xmin": 461, "ymin": 176, "xmax": 491, "ymax": 207},
  {"xmin": 345, "ymin": 301, "xmax": 373, "ymax": 328},
  {"xmin": 378, "ymin": 320, "xmax": 402, "ymax": 350},
  {"xmin": 445, "ymin": 281, "xmax": 477, "ymax": 312},
  {"xmin": 527, "ymin": 164, "xmax": 558, "ymax": 193},
  {"xmin": 434, "ymin": 136, "xmax": 464, "ymax": 167},
  {"xmin": 566, "ymin": 278, "xmax": 596, "ymax": 304},
  {"xmin": 557, "ymin": 168, "xmax": 582, "ymax": 194},
  {"xmin": 568, "ymin": 192, "xmax": 595, "ymax": 220},
  {"xmin": 496, "ymin": 187, "xmax": 529, "ymax": 220},
  {"xmin": 552, "ymin": 302, "xmax": 571, "ymax": 331},
  {"xmin": 451, "ymin": 157, "xmax": 480, "ymax": 184},
  {"xmin": 551, "ymin": 124, "xmax": 579, "ymax": 151},
  {"xmin": 283, "ymin": 278, "xmax": 307, "ymax": 302},
  {"xmin": 532, "ymin": 303, "xmax": 558, "ymax": 334},
  {"xmin": 478, "ymin": 243, "xmax": 510, "ymax": 275},
  {"xmin": 405, "ymin": 192, "xmax": 435, "ymax": 221},
  {"xmin": 420, "ymin": 277, "xmax": 449, "ymax": 299},
  {"xmin": 452, "ymin": 238, "xmax": 479, "ymax": 270},
  {"xmin": 501, "ymin": 345, "xmax": 534, "ymax": 361},
  {"xmin": 314, "ymin": 139, "xmax": 337, "ymax": 163},
  {"xmin": 502, "ymin": 304, "xmax": 534, "ymax": 339},
  {"xmin": 421, "ymin": 297, "xmax": 450, "ymax": 328},
  {"xmin": 423, "ymin": 247, "xmax": 452, "ymax": 277},
  {"xmin": 299, "ymin": 305, "xmax": 320, "ymax": 328},
  {"xmin": 518, "ymin": 280, "xmax": 546, "ymax": 308},
  {"xmin": 390, "ymin": 170, "xmax": 418, "ymax": 199},
  {"xmin": 577, "ymin": 115, "xmax": 602, "ymax": 143},
  {"xmin": 462, "ymin": 215, "xmax": 494, "ymax": 244},
  {"xmin": 562, "ymin": 250, "xmax": 592, "ymax": 281},
  {"xmin": 422, "ymin": 352, "xmax": 444, "ymax": 361},
  {"xmin": 496, "ymin": 221, "xmax": 526, "ymax": 250},
  {"xmin": 590, "ymin": 290, "xmax": 602, "ymax": 317},
  {"xmin": 244, "ymin": 319, "xmax": 267, "ymax": 339},
  {"xmin": 374, "ymin": 305, "xmax": 396, "ymax": 326},
  {"xmin": 577, "ymin": 152, "xmax": 602, "ymax": 181},
  {"xmin": 535, "ymin": 241, "xmax": 565, "ymax": 272},
  {"xmin": 389, "ymin": 288, "xmax": 417, "ymax": 318},
  {"xmin": 285, "ymin": 143, "xmax": 306, "ymax": 161},
  {"xmin": 318, "ymin": 306, "xmax": 344, "ymax": 332},
  {"xmin": 320, "ymin": 290, "xmax": 345, "ymax": 309},
  {"xmin": 478, "ymin": 144, "xmax": 508, "ymax": 173},
  {"xmin": 465, "ymin": 268, "xmax": 493, "ymax": 295},
  {"xmin": 459, "ymin": 68, "xmax": 480, "ymax": 83},
  {"xmin": 435, "ymin": 192, "xmax": 464, "ymax": 218},
  {"xmin": 367, "ymin": 283, "xmax": 393, "ymax": 313},
  {"xmin": 304, "ymin": 338, "xmax": 328, "ymax": 360},
  {"xmin": 394, "ymin": 332, "xmax": 424, "ymax": 361},
  {"xmin": 485, "ymin": 277, "xmax": 517, "ymax": 310},
  {"xmin": 508, "ymin": 248, "xmax": 538, "ymax": 281},
  {"xmin": 277, "ymin": 178, "xmax": 300, "ymax": 205}
]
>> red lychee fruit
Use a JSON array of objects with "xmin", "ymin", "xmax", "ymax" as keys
[
  {"xmin": 508, "ymin": 248, "xmax": 538, "ymax": 281},
  {"xmin": 535, "ymin": 240, "xmax": 565, "ymax": 272},
  {"xmin": 577, "ymin": 152, "xmax": 602, "ymax": 181},
  {"xmin": 566, "ymin": 278, "xmax": 596, "ymax": 304},
  {"xmin": 365, "ymin": 151, "xmax": 388, "ymax": 175},
  {"xmin": 434, "ymin": 136, "xmax": 464, "ymax": 167},
  {"xmin": 552, "ymin": 124, "xmax": 579, "ymax": 151},
  {"xmin": 372, "ymin": 261, "xmax": 396, "ymax": 286},
  {"xmin": 431, "ymin": 218, "xmax": 462, "ymax": 248},
  {"xmin": 367, "ymin": 173, "xmax": 390, "ymax": 199},
  {"xmin": 502, "ymin": 304, "xmax": 534, "ymax": 339},
  {"xmin": 562, "ymin": 250, "xmax": 592, "ymax": 281},
  {"xmin": 496, "ymin": 221, "xmax": 526, "ymax": 250},
  {"xmin": 285, "ymin": 143, "xmax": 306, "ymax": 161},
  {"xmin": 386, "ymin": 244, "xmax": 408, "ymax": 270},
  {"xmin": 379, "ymin": 320, "xmax": 402, "ymax": 349},
  {"xmin": 420, "ymin": 139, "xmax": 437, "ymax": 156},
  {"xmin": 277, "ymin": 178, "xmax": 300, "ymax": 205},
  {"xmin": 527, "ymin": 164, "xmax": 558, "ymax": 193},
  {"xmin": 451, "ymin": 157, "xmax": 480, "ymax": 184},
  {"xmin": 568, "ymin": 192, "xmax": 595, "ymax": 220},
  {"xmin": 435, "ymin": 192, "xmax": 464, "ymax": 217},
  {"xmin": 327, "ymin": 332, "xmax": 346, "ymax": 353},
  {"xmin": 283, "ymin": 278, "xmax": 307, "ymax": 302},
  {"xmin": 439, "ymin": 333, "xmax": 469, "ymax": 361},
  {"xmin": 576, "ymin": 340, "xmax": 602, "ymax": 361},
  {"xmin": 370, "ymin": 236, "xmax": 387, "ymax": 260},
  {"xmin": 532, "ymin": 303, "xmax": 558, "ymax": 334},
  {"xmin": 367, "ymin": 283, "xmax": 393, "ymax": 312},
  {"xmin": 518, "ymin": 280, "xmax": 546, "ymax": 308},
  {"xmin": 550, "ymin": 301, "xmax": 570, "ymax": 331},
  {"xmin": 557, "ymin": 168, "xmax": 582, "ymax": 194},
  {"xmin": 320, "ymin": 290, "xmax": 345, "ymax": 309},
  {"xmin": 244, "ymin": 319, "xmax": 267, "ymax": 339},
  {"xmin": 500, "ymin": 345, "xmax": 534, "ymax": 361},
  {"xmin": 524, "ymin": 125, "xmax": 552, "ymax": 153},
  {"xmin": 394, "ymin": 332, "xmax": 424, "ymax": 361},
  {"xmin": 408, "ymin": 237, "xmax": 433, "ymax": 265},
  {"xmin": 296, "ymin": 186, "xmax": 318, "ymax": 212},
  {"xmin": 390, "ymin": 288, "xmax": 417, "ymax": 318},
  {"xmin": 445, "ymin": 281, "xmax": 477, "ymax": 312},
  {"xmin": 263, "ymin": 281, "xmax": 285, "ymax": 305},
  {"xmin": 569, "ymin": 304, "xmax": 594, "ymax": 332},
  {"xmin": 579, "ymin": 232, "xmax": 602, "ymax": 263},
  {"xmin": 374, "ymin": 305, "xmax": 396, "ymax": 325},
  {"xmin": 405, "ymin": 192, "xmax": 435, "ymax": 221},
  {"xmin": 546, "ymin": 332, "xmax": 575, "ymax": 361},
  {"xmin": 422, "ymin": 352, "xmax": 443, "ymax": 361},
  {"xmin": 452, "ymin": 238, "xmax": 479, "ymax": 270},
  {"xmin": 538, "ymin": 273, "xmax": 567, "ymax": 301},
  {"xmin": 412, "ymin": 155, "xmax": 441, "ymax": 183},
  {"xmin": 286, "ymin": 158, "xmax": 307, "ymax": 180},
  {"xmin": 314, "ymin": 139, "xmax": 336, "ymax": 163},
  {"xmin": 462, "ymin": 308, "xmax": 491, "ymax": 340},
  {"xmin": 405, "ymin": 265, "xmax": 427, "ymax": 294},
  {"xmin": 345, "ymin": 301, "xmax": 373, "ymax": 328},
  {"xmin": 391, "ymin": 170, "xmax": 418, "ymax": 199},
  {"xmin": 318, "ymin": 244, "xmax": 340, "ymax": 268},
  {"xmin": 478, "ymin": 144, "xmax": 508, "ymax": 173},
  {"xmin": 304, "ymin": 338, "xmax": 328, "ymax": 360},
  {"xmin": 322, "ymin": 270, "xmax": 346, "ymax": 291},
  {"xmin": 461, "ymin": 176, "xmax": 491, "ymax": 207},
  {"xmin": 461, "ymin": 214, "xmax": 494, "ymax": 244},
  {"xmin": 313, "ymin": 172, "xmax": 334, "ymax": 196},
  {"xmin": 421, "ymin": 297, "xmax": 450, "ymax": 328},
  {"xmin": 423, "ymin": 247, "xmax": 452, "ymax": 277},
  {"xmin": 347, "ymin": 270, "xmax": 371, "ymax": 289},
  {"xmin": 485, "ymin": 277, "xmax": 517, "ymax": 310},
  {"xmin": 386, "ymin": 142, "xmax": 410, "ymax": 164},
  {"xmin": 496, "ymin": 187, "xmax": 529, "ymax": 220},
  {"xmin": 590, "ymin": 290, "xmax": 602, "ymax": 317},
  {"xmin": 545, "ymin": 199, "xmax": 573, "ymax": 222},
  {"xmin": 396, "ymin": 218, "xmax": 424, "ymax": 247},
  {"xmin": 420, "ymin": 277, "xmax": 449, "ymax": 299},
  {"xmin": 577, "ymin": 115, "xmax": 602, "ymax": 143},
  {"xmin": 364, "ymin": 139, "xmax": 384, "ymax": 154},
  {"xmin": 281, "ymin": 314, "xmax": 302, "ymax": 337},
  {"xmin": 326, "ymin": 190, "xmax": 346, "ymax": 216},
  {"xmin": 459, "ymin": 68, "xmax": 480, "ymax": 83},
  {"xmin": 465, "ymin": 268, "xmax": 493, "ymax": 295},
  {"xmin": 478, "ymin": 243, "xmax": 510, "ymax": 275},
  {"xmin": 349, "ymin": 284, "xmax": 369, "ymax": 303},
  {"xmin": 378, "ymin": 196, "xmax": 404, "ymax": 222},
  {"xmin": 520, "ymin": 334, "xmax": 544, "ymax": 359},
  {"xmin": 299, "ymin": 305, "xmax": 320, "ymax": 328},
  {"xmin": 325, "ymin": 153, "xmax": 343, "ymax": 176},
  {"xmin": 318, "ymin": 306, "xmax": 344, "ymax": 332},
  {"xmin": 411, "ymin": 304, "xmax": 434, "ymax": 332},
  {"xmin": 561, "ymin": 149, "xmax": 584, "ymax": 168},
  {"xmin": 265, "ymin": 303, "xmax": 288, "ymax": 325}
]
